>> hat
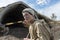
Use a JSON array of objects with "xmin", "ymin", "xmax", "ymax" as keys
[
  {"xmin": 22, "ymin": 8, "xmax": 38, "ymax": 19},
  {"xmin": 22, "ymin": 8, "xmax": 35, "ymax": 16}
]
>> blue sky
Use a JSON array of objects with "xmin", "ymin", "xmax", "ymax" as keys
[{"xmin": 0, "ymin": 0, "xmax": 60, "ymax": 20}]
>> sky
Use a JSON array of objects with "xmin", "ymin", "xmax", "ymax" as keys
[{"xmin": 0, "ymin": 0, "xmax": 60, "ymax": 20}]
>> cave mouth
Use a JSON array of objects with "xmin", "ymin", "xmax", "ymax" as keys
[
  {"xmin": 1, "ymin": 3, "xmax": 30, "ymax": 28},
  {"xmin": 0, "ymin": 2, "xmax": 30, "ymax": 38}
]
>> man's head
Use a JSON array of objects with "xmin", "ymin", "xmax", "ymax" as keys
[{"xmin": 22, "ymin": 8, "xmax": 36, "ymax": 22}]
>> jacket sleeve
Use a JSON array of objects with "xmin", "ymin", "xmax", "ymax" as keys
[
  {"xmin": 35, "ymin": 20, "xmax": 51, "ymax": 40},
  {"xmin": 36, "ymin": 22, "xmax": 44, "ymax": 40}
]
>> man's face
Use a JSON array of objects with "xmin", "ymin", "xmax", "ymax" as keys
[{"xmin": 22, "ymin": 12, "xmax": 34, "ymax": 22}]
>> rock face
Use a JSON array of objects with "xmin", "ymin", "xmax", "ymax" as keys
[
  {"xmin": 0, "ymin": 7, "xmax": 5, "ymax": 12},
  {"xmin": 0, "ymin": 27, "xmax": 28, "ymax": 40},
  {"xmin": 51, "ymin": 22, "xmax": 60, "ymax": 40},
  {"xmin": 8, "ymin": 27, "xmax": 28, "ymax": 38}
]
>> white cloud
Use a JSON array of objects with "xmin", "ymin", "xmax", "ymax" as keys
[
  {"xmin": 36, "ymin": 0, "xmax": 51, "ymax": 5},
  {"xmin": 28, "ymin": 3, "xmax": 35, "ymax": 8},
  {"xmin": 37, "ymin": 2, "xmax": 60, "ymax": 20}
]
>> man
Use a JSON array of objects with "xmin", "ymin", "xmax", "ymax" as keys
[{"xmin": 22, "ymin": 8, "xmax": 51, "ymax": 40}]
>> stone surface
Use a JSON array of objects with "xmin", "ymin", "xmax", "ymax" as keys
[{"xmin": 0, "ymin": 27, "xmax": 28, "ymax": 40}]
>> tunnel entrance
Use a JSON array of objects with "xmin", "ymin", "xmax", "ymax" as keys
[
  {"xmin": 1, "ymin": 2, "xmax": 30, "ymax": 38},
  {"xmin": 1, "ymin": 3, "xmax": 30, "ymax": 28},
  {"xmin": 3, "ymin": 5, "xmax": 25, "ymax": 28}
]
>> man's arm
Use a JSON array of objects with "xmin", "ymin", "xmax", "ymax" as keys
[{"xmin": 36, "ymin": 22, "xmax": 44, "ymax": 40}]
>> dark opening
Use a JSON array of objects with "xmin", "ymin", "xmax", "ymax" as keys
[
  {"xmin": 1, "ymin": 3, "xmax": 29, "ymax": 38},
  {"xmin": 1, "ymin": 4, "xmax": 28, "ymax": 28}
]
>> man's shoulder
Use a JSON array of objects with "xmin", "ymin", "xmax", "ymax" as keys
[
  {"xmin": 33, "ymin": 19, "xmax": 45, "ymax": 26},
  {"xmin": 35, "ymin": 19, "xmax": 45, "ymax": 23}
]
